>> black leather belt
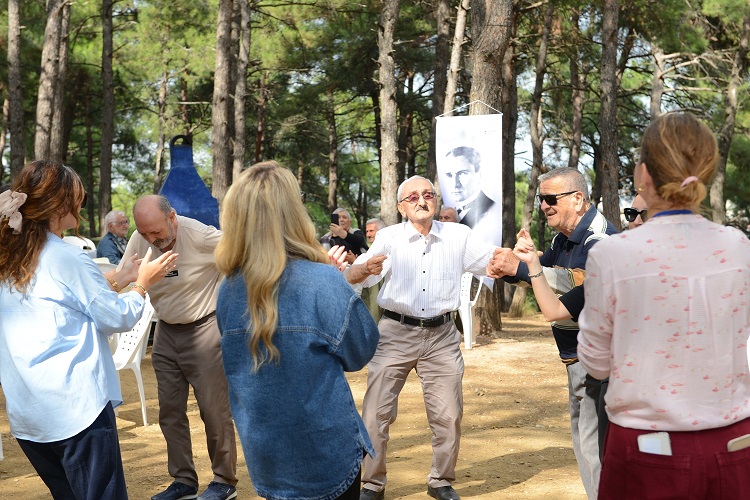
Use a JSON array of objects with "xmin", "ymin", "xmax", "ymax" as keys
[{"xmin": 383, "ymin": 309, "xmax": 453, "ymax": 328}]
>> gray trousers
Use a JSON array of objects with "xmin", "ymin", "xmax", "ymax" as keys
[
  {"xmin": 361, "ymin": 317, "xmax": 464, "ymax": 492},
  {"xmin": 567, "ymin": 361, "xmax": 601, "ymax": 499},
  {"xmin": 152, "ymin": 313, "xmax": 238, "ymax": 489}
]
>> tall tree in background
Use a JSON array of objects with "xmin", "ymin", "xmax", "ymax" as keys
[
  {"xmin": 443, "ymin": 0, "xmax": 470, "ymax": 117},
  {"xmin": 427, "ymin": 0, "xmax": 451, "ymax": 186},
  {"xmin": 378, "ymin": 0, "xmax": 401, "ymax": 225},
  {"xmin": 34, "ymin": 0, "xmax": 66, "ymax": 160},
  {"xmin": 710, "ymin": 11, "xmax": 750, "ymax": 224},
  {"xmin": 7, "ymin": 0, "xmax": 25, "ymax": 176},
  {"xmin": 232, "ymin": 0, "xmax": 251, "ymax": 181},
  {"xmin": 98, "ymin": 0, "xmax": 115, "ymax": 235},
  {"xmin": 597, "ymin": 0, "xmax": 620, "ymax": 230},
  {"xmin": 509, "ymin": 1, "xmax": 553, "ymax": 318},
  {"xmin": 49, "ymin": 2, "xmax": 70, "ymax": 163},
  {"xmin": 212, "ymin": 0, "xmax": 235, "ymax": 202},
  {"xmin": 469, "ymin": 0, "xmax": 514, "ymax": 333}
]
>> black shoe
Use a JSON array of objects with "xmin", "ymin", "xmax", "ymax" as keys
[
  {"xmin": 427, "ymin": 485, "xmax": 460, "ymax": 500},
  {"xmin": 360, "ymin": 487, "xmax": 385, "ymax": 500}
]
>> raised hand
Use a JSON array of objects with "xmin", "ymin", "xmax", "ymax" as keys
[
  {"xmin": 136, "ymin": 248, "xmax": 179, "ymax": 290},
  {"xmin": 328, "ymin": 245, "xmax": 348, "ymax": 272}
]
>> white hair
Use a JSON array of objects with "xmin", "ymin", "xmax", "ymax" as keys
[
  {"xmin": 397, "ymin": 175, "xmax": 435, "ymax": 201},
  {"xmin": 104, "ymin": 210, "xmax": 126, "ymax": 227}
]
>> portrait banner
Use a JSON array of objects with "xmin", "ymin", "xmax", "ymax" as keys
[{"xmin": 436, "ymin": 113, "xmax": 503, "ymax": 248}]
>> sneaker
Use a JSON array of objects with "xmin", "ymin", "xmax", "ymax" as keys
[
  {"xmin": 151, "ymin": 481, "xmax": 198, "ymax": 500},
  {"xmin": 196, "ymin": 481, "xmax": 237, "ymax": 500}
]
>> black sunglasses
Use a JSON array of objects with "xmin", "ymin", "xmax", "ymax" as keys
[
  {"xmin": 537, "ymin": 190, "xmax": 578, "ymax": 206},
  {"xmin": 81, "ymin": 193, "xmax": 87, "ymax": 209},
  {"xmin": 623, "ymin": 208, "xmax": 647, "ymax": 222}
]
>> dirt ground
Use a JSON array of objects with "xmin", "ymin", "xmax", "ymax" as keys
[{"xmin": 0, "ymin": 314, "xmax": 587, "ymax": 499}]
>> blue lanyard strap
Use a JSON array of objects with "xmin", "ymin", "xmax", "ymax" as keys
[{"xmin": 650, "ymin": 209, "xmax": 693, "ymax": 219}]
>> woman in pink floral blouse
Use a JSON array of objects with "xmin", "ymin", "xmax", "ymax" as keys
[{"xmin": 578, "ymin": 112, "xmax": 750, "ymax": 499}]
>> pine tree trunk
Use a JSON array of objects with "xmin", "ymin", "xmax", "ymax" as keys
[
  {"xmin": 7, "ymin": 0, "xmax": 25, "ymax": 176},
  {"xmin": 567, "ymin": 11, "xmax": 584, "ymax": 170},
  {"xmin": 509, "ymin": 2, "xmax": 552, "ymax": 319},
  {"xmin": 469, "ymin": 0, "xmax": 514, "ymax": 332},
  {"xmin": 500, "ymin": 16, "xmax": 518, "ymax": 313},
  {"xmin": 232, "ymin": 0, "xmax": 251, "ymax": 180},
  {"xmin": 99, "ymin": 0, "xmax": 115, "ymax": 235},
  {"xmin": 427, "ymin": 0, "xmax": 450, "ymax": 186},
  {"xmin": 49, "ymin": 2, "xmax": 70, "ymax": 163},
  {"xmin": 598, "ymin": 0, "xmax": 620, "ymax": 230},
  {"xmin": 378, "ymin": 0, "xmax": 401, "ymax": 226},
  {"xmin": 326, "ymin": 88, "xmax": 339, "ymax": 214},
  {"xmin": 35, "ymin": 0, "xmax": 65, "ymax": 160},
  {"xmin": 711, "ymin": 14, "xmax": 749, "ymax": 225},
  {"xmin": 212, "ymin": 0, "xmax": 234, "ymax": 202}
]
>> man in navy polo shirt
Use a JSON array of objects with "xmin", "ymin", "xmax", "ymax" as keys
[{"xmin": 487, "ymin": 167, "xmax": 617, "ymax": 499}]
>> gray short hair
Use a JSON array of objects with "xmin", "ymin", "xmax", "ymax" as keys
[
  {"xmin": 104, "ymin": 210, "xmax": 125, "ymax": 227},
  {"xmin": 333, "ymin": 207, "xmax": 350, "ymax": 219},
  {"xmin": 366, "ymin": 218, "xmax": 385, "ymax": 230},
  {"xmin": 537, "ymin": 167, "xmax": 589, "ymax": 201}
]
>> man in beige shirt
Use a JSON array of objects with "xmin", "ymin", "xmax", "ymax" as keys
[{"xmin": 123, "ymin": 195, "xmax": 237, "ymax": 500}]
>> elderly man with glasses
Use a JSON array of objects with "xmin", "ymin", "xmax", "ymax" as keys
[
  {"xmin": 96, "ymin": 210, "xmax": 130, "ymax": 264},
  {"xmin": 347, "ymin": 175, "xmax": 496, "ymax": 500},
  {"xmin": 487, "ymin": 167, "xmax": 618, "ymax": 500}
]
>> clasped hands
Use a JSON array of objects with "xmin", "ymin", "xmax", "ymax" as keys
[
  {"xmin": 327, "ymin": 245, "xmax": 386, "ymax": 277},
  {"xmin": 486, "ymin": 229, "xmax": 544, "ymax": 278}
]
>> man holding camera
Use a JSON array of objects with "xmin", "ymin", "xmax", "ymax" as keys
[{"xmin": 320, "ymin": 207, "xmax": 368, "ymax": 264}]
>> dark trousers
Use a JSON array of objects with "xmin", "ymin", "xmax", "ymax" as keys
[
  {"xmin": 17, "ymin": 402, "xmax": 128, "ymax": 500},
  {"xmin": 585, "ymin": 374, "xmax": 609, "ymax": 460}
]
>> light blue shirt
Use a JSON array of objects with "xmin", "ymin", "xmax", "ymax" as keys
[{"xmin": 0, "ymin": 233, "xmax": 146, "ymax": 442}]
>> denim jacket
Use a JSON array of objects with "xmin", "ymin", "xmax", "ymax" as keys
[{"xmin": 217, "ymin": 259, "xmax": 379, "ymax": 500}]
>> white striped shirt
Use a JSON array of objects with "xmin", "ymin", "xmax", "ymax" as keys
[{"xmin": 355, "ymin": 221, "xmax": 495, "ymax": 318}]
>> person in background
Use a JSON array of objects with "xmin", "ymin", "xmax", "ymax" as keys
[
  {"xmin": 97, "ymin": 210, "xmax": 130, "ymax": 264},
  {"xmin": 438, "ymin": 206, "xmax": 459, "ymax": 223},
  {"xmin": 362, "ymin": 218, "xmax": 386, "ymax": 321},
  {"xmin": 623, "ymin": 193, "xmax": 648, "ymax": 229},
  {"xmin": 0, "ymin": 160, "xmax": 177, "ymax": 500},
  {"xmin": 320, "ymin": 208, "xmax": 368, "ymax": 264},
  {"xmin": 579, "ymin": 112, "xmax": 750, "ymax": 498},
  {"xmin": 123, "ymin": 195, "xmax": 238, "ymax": 500},
  {"xmin": 215, "ymin": 161, "xmax": 379, "ymax": 500},
  {"xmin": 365, "ymin": 218, "xmax": 386, "ymax": 244},
  {"xmin": 347, "ymin": 175, "xmax": 496, "ymax": 500}
]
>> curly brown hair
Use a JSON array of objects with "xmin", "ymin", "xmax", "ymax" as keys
[{"xmin": 0, "ymin": 160, "xmax": 86, "ymax": 293}]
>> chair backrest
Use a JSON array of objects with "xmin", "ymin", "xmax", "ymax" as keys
[
  {"xmin": 62, "ymin": 235, "xmax": 97, "ymax": 259},
  {"xmin": 93, "ymin": 257, "xmax": 117, "ymax": 274},
  {"xmin": 460, "ymin": 272, "xmax": 481, "ymax": 307},
  {"xmin": 112, "ymin": 297, "xmax": 155, "ymax": 370}
]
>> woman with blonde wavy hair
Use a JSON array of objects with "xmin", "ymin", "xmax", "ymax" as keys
[
  {"xmin": 578, "ymin": 113, "xmax": 750, "ymax": 498},
  {"xmin": 0, "ymin": 160, "xmax": 177, "ymax": 499},
  {"xmin": 214, "ymin": 161, "xmax": 379, "ymax": 500}
]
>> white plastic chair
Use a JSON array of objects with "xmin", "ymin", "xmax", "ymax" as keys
[
  {"xmin": 112, "ymin": 297, "xmax": 155, "ymax": 426},
  {"xmin": 458, "ymin": 272, "xmax": 481, "ymax": 349},
  {"xmin": 62, "ymin": 235, "xmax": 97, "ymax": 259},
  {"xmin": 93, "ymin": 256, "xmax": 117, "ymax": 273}
]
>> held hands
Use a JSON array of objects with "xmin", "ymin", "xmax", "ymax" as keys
[
  {"xmin": 512, "ymin": 228, "xmax": 543, "ymax": 266},
  {"xmin": 117, "ymin": 253, "xmax": 142, "ymax": 285},
  {"xmin": 486, "ymin": 247, "xmax": 521, "ymax": 279},
  {"xmin": 365, "ymin": 254, "xmax": 387, "ymax": 276},
  {"xmin": 136, "ymin": 248, "xmax": 179, "ymax": 290}
]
